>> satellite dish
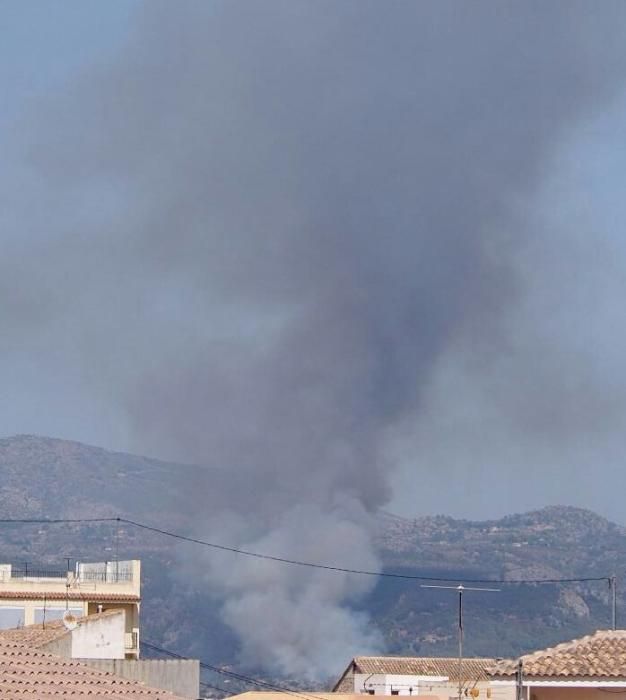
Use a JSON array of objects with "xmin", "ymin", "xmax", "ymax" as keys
[{"xmin": 62, "ymin": 610, "xmax": 78, "ymax": 631}]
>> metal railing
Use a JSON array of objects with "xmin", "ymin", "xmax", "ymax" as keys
[
  {"xmin": 1, "ymin": 563, "xmax": 133, "ymax": 583},
  {"xmin": 9, "ymin": 566, "xmax": 68, "ymax": 580},
  {"xmin": 78, "ymin": 570, "xmax": 133, "ymax": 583},
  {"xmin": 125, "ymin": 631, "xmax": 139, "ymax": 650}
]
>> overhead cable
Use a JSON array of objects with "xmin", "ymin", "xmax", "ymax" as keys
[
  {"xmin": 142, "ymin": 639, "xmax": 321, "ymax": 700},
  {"xmin": 0, "ymin": 516, "xmax": 612, "ymax": 585}
]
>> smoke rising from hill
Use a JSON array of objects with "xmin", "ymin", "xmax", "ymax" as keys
[{"xmin": 4, "ymin": 0, "xmax": 626, "ymax": 677}]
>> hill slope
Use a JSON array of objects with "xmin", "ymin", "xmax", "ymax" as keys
[{"xmin": 0, "ymin": 434, "xmax": 624, "ymax": 681}]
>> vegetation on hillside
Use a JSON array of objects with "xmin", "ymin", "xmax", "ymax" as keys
[{"xmin": 0, "ymin": 435, "xmax": 623, "ymax": 686}]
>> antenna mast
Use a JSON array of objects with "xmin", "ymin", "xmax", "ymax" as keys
[
  {"xmin": 422, "ymin": 583, "xmax": 500, "ymax": 700},
  {"xmin": 611, "ymin": 575, "xmax": 617, "ymax": 630}
]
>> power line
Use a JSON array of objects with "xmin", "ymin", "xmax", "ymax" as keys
[
  {"xmin": 142, "ymin": 639, "xmax": 321, "ymax": 700},
  {"xmin": 200, "ymin": 680, "xmax": 232, "ymax": 696},
  {"xmin": 0, "ymin": 516, "xmax": 613, "ymax": 585},
  {"xmin": 136, "ymin": 646, "xmax": 230, "ymax": 699},
  {"xmin": 0, "ymin": 518, "xmax": 119, "ymax": 524},
  {"xmin": 123, "ymin": 517, "xmax": 612, "ymax": 584}
]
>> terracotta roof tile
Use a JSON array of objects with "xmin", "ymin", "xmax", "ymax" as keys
[
  {"xmin": 489, "ymin": 630, "xmax": 626, "ymax": 679},
  {"xmin": 0, "ymin": 639, "xmax": 186, "ymax": 699},
  {"xmin": 353, "ymin": 656, "xmax": 494, "ymax": 681},
  {"xmin": 0, "ymin": 623, "xmax": 69, "ymax": 648},
  {"xmin": 0, "ymin": 609, "xmax": 124, "ymax": 648}
]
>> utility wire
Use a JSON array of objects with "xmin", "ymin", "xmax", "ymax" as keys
[
  {"xmin": 199, "ymin": 680, "xmax": 232, "ymax": 696},
  {"xmin": 110, "ymin": 517, "xmax": 615, "ymax": 585},
  {"xmin": 0, "ymin": 516, "xmax": 613, "ymax": 585},
  {"xmin": 142, "ymin": 640, "xmax": 322, "ymax": 700},
  {"xmin": 0, "ymin": 518, "xmax": 119, "ymax": 524}
]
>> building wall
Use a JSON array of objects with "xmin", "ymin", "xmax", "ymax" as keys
[
  {"xmin": 0, "ymin": 598, "xmax": 87, "ymax": 627},
  {"xmin": 351, "ymin": 673, "xmax": 514, "ymax": 700},
  {"xmin": 70, "ymin": 610, "xmax": 126, "ymax": 659},
  {"xmin": 86, "ymin": 601, "xmax": 139, "ymax": 657},
  {"xmin": 354, "ymin": 672, "xmax": 447, "ymax": 695},
  {"xmin": 42, "ymin": 634, "xmax": 72, "ymax": 658},
  {"xmin": 0, "ymin": 561, "xmax": 140, "ymax": 658},
  {"xmin": 0, "ymin": 561, "xmax": 140, "ymax": 598},
  {"xmin": 78, "ymin": 658, "xmax": 200, "ymax": 700},
  {"xmin": 528, "ymin": 688, "xmax": 626, "ymax": 700}
]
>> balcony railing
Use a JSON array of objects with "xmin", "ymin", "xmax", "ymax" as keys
[
  {"xmin": 0, "ymin": 563, "xmax": 134, "ymax": 583},
  {"xmin": 7, "ymin": 566, "xmax": 68, "ymax": 580},
  {"xmin": 78, "ymin": 570, "xmax": 133, "ymax": 583},
  {"xmin": 125, "ymin": 631, "xmax": 139, "ymax": 651}
]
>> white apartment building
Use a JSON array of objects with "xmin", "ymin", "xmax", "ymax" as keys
[{"xmin": 0, "ymin": 559, "xmax": 141, "ymax": 658}]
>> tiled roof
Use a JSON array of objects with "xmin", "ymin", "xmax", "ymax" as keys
[
  {"xmin": 0, "ymin": 639, "xmax": 186, "ymax": 699},
  {"xmin": 333, "ymin": 656, "xmax": 494, "ymax": 691},
  {"xmin": 0, "ymin": 623, "xmax": 69, "ymax": 648},
  {"xmin": 489, "ymin": 630, "xmax": 626, "ymax": 679},
  {"xmin": 352, "ymin": 656, "xmax": 494, "ymax": 681},
  {"xmin": 0, "ymin": 591, "xmax": 139, "ymax": 601},
  {"xmin": 0, "ymin": 609, "xmax": 124, "ymax": 648}
]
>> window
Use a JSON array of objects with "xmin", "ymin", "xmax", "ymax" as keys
[
  {"xmin": 0, "ymin": 607, "xmax": 25, "ymax": 629},
  {"xmin": 34, "ymin": 607, "xmax": 83, "ymax": 624}
]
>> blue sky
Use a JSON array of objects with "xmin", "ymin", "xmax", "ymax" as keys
[
  {"xmin": 4, "ymin": 1, "xmax": 626, "ymax": 523},
  {"xmin": 1, "ymin": 1, "xmax": 139, "ymax": 121}
]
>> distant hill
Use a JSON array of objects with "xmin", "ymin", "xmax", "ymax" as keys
[
  {"xmin": 0, "ymin": 433, "xmax": 207, "ymax": 523},
  {"xmin": 370, "ymin": 507, "xmax": 624, "ymax": 659},
  {"xmin": 0, "ymin": 434, "xmax": 624, "ymax": 683}
]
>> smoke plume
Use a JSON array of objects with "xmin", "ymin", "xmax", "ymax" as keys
[{"xmin": 4, "ymin": 0, "xmax": 626, "ymax": 678}]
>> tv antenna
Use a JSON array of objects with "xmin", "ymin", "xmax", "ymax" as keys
[{"xmin": 421, "ymin": 583, "xmax": 500, "ymax": 700}]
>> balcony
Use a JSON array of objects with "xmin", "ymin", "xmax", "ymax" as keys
[{"xmin": 0, "ymin": 560, "xmax": 140, "ymax": 600}]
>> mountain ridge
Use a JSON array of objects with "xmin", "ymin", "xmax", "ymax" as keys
[{"xmin": 0, "ymin": 434, "xmax": 623, "ymax": 678}]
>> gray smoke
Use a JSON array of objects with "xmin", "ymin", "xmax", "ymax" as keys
[{"xmin": 4, "ymin": 0, "xmax": 626, "ymax": 678}]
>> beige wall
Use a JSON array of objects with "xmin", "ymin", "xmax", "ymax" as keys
[
  {"xmin": 0, "ymin": 560, "xmax": 141, "ymax": 658},
  {"xmin": 71, "ymin": 610, "xmax": 126, "ymax": 659},
  {"xmin": 79, "ymin": 658, "xmax": 200, "ymax": 700},
  {"xmin": 349, "ymin": 673, "xmax": 513, "ymax": 700},
  {"xmin": 0, "ymin": 560, "xmax": 141, "ymax": 599},
  {"xmin": 86, "ymin": 602, "xmax": 139, "ymax": 658},
  {"xmin": 0, "ymin": 598, "xmax": 87, "ymax": 626},
  {"xmin": 528, "ymin": 688, "xmax": 626, "ymax": 700}
]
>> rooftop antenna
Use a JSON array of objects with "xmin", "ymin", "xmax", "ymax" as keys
[
  {"xmin": 422, "ymin": 583, "xmax": 500, "ymax": 700},
  {"xmin": 610, "ymin": 575, "xmax": 617, "ymax": 630},
  {"xmin": 516, "ymin": 659, "xmax": 524, "ymax": 700}
]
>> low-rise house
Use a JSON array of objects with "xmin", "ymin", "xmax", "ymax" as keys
[
  {"xmin": 0, "ymin": 609, "xmax": 200, "ymax": 699},
  {"xmin": 334, "ymin": 655, "xmax": 510, "ymax": 699},
  {"xmin": 489, "ymin": 629, "xmax": 626, "ymax": 700},
  {"xmin": 0, "ymin": 608, "xmax": 126, "ymax": 658},
  {"xmin": 0, "ymin": 559, "xmax": 141, "ymax": 658}
]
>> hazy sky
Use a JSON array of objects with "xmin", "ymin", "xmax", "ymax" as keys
[{"xmin": 4, "ymin": 1, "xmax": 626, "ymax": 526}]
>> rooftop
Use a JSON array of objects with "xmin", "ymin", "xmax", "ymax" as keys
[
  {"xmin": 351, "ymin": 656, "xmax": 494, "ymax": 681},
  {"xmin": 0, "ymin": 638, "xmax": 186, "ymax": 699},
  {"xmin": 0, "ymin": 609, "xmax": 124, "ymax": 649},
  {"xmin": 333, "ymin": 656, "xmax": 495, "ymax": 691},
  {"xmin": 489, "ymin": 629, "xmax": 626, "ymax": 679},
  {"xmin": 0, "ymin": 560, "xmax": 136, "ymax": 584}
]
